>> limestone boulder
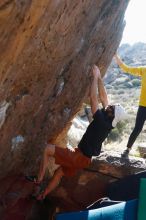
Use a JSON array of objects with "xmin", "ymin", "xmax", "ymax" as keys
[{"xmin": 0, "ymin": 0, "xmax": 129, "ymax": 177}]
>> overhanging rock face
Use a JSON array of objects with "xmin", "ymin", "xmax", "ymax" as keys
[{"xmin": 0, "ymin": 0, "xmax": 129, "ymax": 177}]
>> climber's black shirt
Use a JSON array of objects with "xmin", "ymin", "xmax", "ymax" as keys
[{"xmin": 78, "ymin": 109, "xmax": 113, "ymax": 158}]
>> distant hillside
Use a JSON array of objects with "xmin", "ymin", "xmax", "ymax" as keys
[
  {"xmin": 119, "ymin": 42, "xmax": 146, "ymax": 65},
  {"xmin": 104, "ymin": 42, "xmax": 146, "ymax": 85}
]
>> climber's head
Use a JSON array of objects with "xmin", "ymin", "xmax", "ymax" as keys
[{"xmin": 105, "ymin": 104, "xmax": 127, "ymax": 127}]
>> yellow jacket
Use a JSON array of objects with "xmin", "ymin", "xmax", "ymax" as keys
[{"xmin": 119, "ymin": 62, "xmax": 146, "ymax": 107}]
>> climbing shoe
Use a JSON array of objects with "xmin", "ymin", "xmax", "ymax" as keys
[
  {"xmin": 25, "ymin": 175, "xmax": 40, "ymax": 185},
  {"xmin": 121, "ymin": 149, "xmax": 130, "ymax": 158}
]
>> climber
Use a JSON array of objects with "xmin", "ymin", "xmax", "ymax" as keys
[
  {"xmin": 114, "ymin": 54, "xmax": 146, "ymax": 158},
  {"xmin": 26, "ymin": 65, "xmax": 127, "ymax": 200}
]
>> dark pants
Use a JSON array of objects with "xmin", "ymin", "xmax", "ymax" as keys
[{"xmin": 127, "ymin": 106, "xmax": 146, "ymax": 148}]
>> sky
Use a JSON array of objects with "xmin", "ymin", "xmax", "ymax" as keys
[{"xmin": 121, "ymin": 0, "xmax": 146, "ymax": 45}]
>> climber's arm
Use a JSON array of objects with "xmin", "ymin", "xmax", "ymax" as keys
[
  {"xmin": 97, "ymin": 75, "xmax": 109, "ymax": 108},
  {"xmin": 90, "ymin": 65, "xmax": 99, "ymax": 115},
  {"xmin": 90, "ymin": 65, "xmax": 109, "ymax": 115}
]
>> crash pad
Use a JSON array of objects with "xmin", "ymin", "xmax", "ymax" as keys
[
  {"xmin": 107, "ymin": 171, "xmax": 146, "ymax": 201},
  {"xmin": 56, "ymin": 199, "xmax": 138, "ymax": 220},
  {"xmin": 138, "ymin": 178, "xmax": 146, "ymax": 220}
]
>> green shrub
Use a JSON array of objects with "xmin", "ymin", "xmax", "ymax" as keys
[
  {"xmin": 107, "ymin": 128, "xmax": 119, "ymax": 142},
  {"xmin": 117, "ymin": 121, "xmax": 127, "ymax": 133},
  {"xmin": 131, "ymin": 79, "xmax": 141, "ymax": 87},
  {"xmin": 124, "ymin": 82, "xmax": 133, "ymax": 88},
  {"xmin": 116, "ymin": 89, "xmax": 125, "ymax": 95},
  {"xmin": 107, "ymin": 121, "xmax": 127, "ymax": 142},
  {"xmin": 106, "ymin": 85, "xmax": 113, "ymax": 89}
]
